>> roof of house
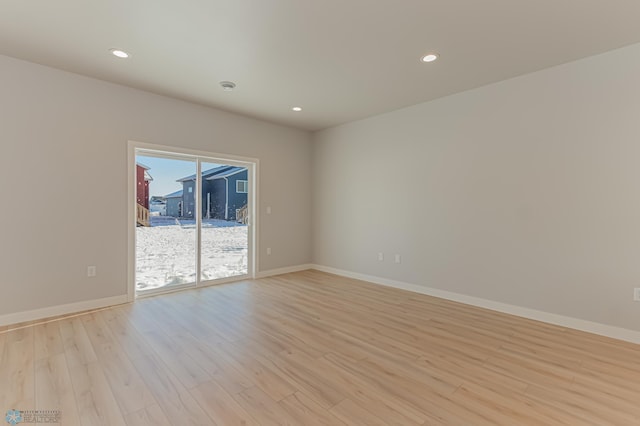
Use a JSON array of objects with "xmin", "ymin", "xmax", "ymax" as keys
[
  {"xmin": 164, "ymin": 189, "xmax": 183, "ymax": 198},
  {"xmin": 176, "ymin": 165, "xmax": 234, "ymax": 182},
  {"xmin": 205, "ymin": 166, "xmax": 246, "ymax": 180},
  {"xmin": 176, "ymin": 165, "xmax": 246, "ymax": 182},
  {"xmin": 136, "ymin": 162, "xmax": 153, "ymax": 181}
]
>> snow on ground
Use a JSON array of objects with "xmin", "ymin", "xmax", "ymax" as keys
[{"xmin": 136, "ymin": 217, "xmax": 248, "ymax": 291}]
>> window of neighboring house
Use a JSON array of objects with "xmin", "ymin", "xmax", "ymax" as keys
[
  {"xmin": 188, "ymin": 186, "xmax": 193, "ymax": 193},
  {"xmin": 236, "ymin": 180, "xmax": 248, "ymax": 193}
]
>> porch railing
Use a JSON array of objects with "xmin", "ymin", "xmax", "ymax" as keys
[
  {"xmin": 236, "ymin": 204, "xmax": 248, "ymax": 224},
  {"xmin": 137, "ymin": 203, "xmax": 150, "ymax": 227}
]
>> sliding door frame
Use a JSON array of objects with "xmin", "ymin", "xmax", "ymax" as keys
[{"xmin": 127, "ymin": 140, "xmax": 259, "ymax": 301}]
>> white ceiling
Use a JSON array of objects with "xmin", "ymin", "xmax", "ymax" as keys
[{"xmin": 2, "ymin": 1, "xmax": 640, "ymax": 131}]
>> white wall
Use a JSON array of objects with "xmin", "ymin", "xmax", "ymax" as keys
[
  {"xmin": 0, "ymin": 54, "xmax": 312, "ymax": 316},
  {"xmin": 313, "ymin": 43, "xmax": 640, "ymax": 331}
]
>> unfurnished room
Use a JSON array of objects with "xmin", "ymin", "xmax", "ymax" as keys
[{"xmin": 2, "ymin": 1, "xmax": 640, "ymax": 425}]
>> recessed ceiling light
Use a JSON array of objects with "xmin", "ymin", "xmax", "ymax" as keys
[
  {"xmin": 292, "ymin": 107, "xmax": 302, "ymax": 112},
  {"xmin": 421, "ymin": 53, "xmax": 439, "ymax": 63},
  {"xmin": 110, "ymin": 49, "xmax": 130, "ymax": 59},
  {"xmin": 219, "ymin": 81, "xmax": 236, "ymax": 91}
]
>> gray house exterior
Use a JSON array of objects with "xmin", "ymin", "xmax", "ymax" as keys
[
  {"xmin": 176, "ymin": 165, "xmax": 248, "ymax": 220},
  {"xmin": 206, "ymin": 167, "xmax": 248, "ymax": 220},
  {"xmin": 164, "ymin": 189, "xmax": 183, "ymax": 217}
]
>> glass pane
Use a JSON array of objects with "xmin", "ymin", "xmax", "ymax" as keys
[
  {"xmin": 135, "ymin": 155, "xmax": 197, "ymax": 292},
  {"xmin": 200, "ymin": 161, "xmax": 249, "ymax": 281}
]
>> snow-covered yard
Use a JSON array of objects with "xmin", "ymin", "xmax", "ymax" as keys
[{"xmin": 136, "ymin": 218, "xmax": 248, "ymax": 291}]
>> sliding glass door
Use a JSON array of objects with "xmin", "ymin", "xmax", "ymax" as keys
[
  {"xmin": 133, "ymin": 148, "xmax": 252, "ymax": 296},
  {"xmin": 199, "ymin": 161, "xmax": 249, "ymax": 282},
  {"xmin": 135, "ymin": 155, "xmax": 197, "ymax": 292}
]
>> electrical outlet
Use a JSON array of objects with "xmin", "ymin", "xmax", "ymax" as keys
[
  {"xmin": 378, "ymin": 252, "xmax": 384, "ymax": 261},
  {"xmin": 394, "ymin": 254, "xmax": 401, "ymax": 264},
  {"xmin": 634, "ymin": 288, "xmax": 640, "ymax": 301},
  {"xmin": 266, "ymin": 206, "xmax": 272, "ymax": 215},
  {"xmin": 87, "ymin": 266, "xmax": 96, "ymax": 277},
  {"xmin": 266, "ymin": 247, "xmax": 272, "ymax": 255}
]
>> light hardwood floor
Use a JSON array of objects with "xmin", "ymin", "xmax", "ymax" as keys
[{"xmin": 2, "ymin": 270, "xmax": 640, "ymax": 425}]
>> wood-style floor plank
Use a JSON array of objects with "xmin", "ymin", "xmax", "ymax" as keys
[
  {"xmin": 2, "ymin": 270, "xmax": 640, "ymax": 425},
  {"xmin": 0, "ymin": 328, "xmax": 35, "ymax": 411},
  {"xmin": 35, "ymin": 353, "xmax": 81, "ymax": 426},
  {"xmin": 278, "ymin": 391, "xmax": 347, "ymax": 426},
  {"xmin": 80, "ymin": 313, "xmax": 157, "ymax": 415},
  {"xmin": 233, "ymin": 386, "xmax": 299, "ymax": 426},
  {"xmin": 34, "ymin": 321, "xmax": 64, "ymax": 361},
  {"xmin": 128, "ymin": 351, "xmax": 213, "ymax": 425},
  {"xmin": 123, "ymin": 404, "xmax": 172, "ymax": 426},
  {"xmin": 190, "ymin": 380, "xmax": 259, "ymax": 426},
  {"xmin": 65, "ymin": 360, "xmax": 126, "ymax": 426}
]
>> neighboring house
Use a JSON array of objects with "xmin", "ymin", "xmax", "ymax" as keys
[
  {"xmin": 205, "ymin": 167, "xmax": 248, "ymax": 220},
  {"xmin": 164, "ymin": 189, "xmax": 183, "ymax": 218},
  {"xmin": 136, "ymin": 163, "xmax": 153, "ymax": 209},
  {"xmin": 176, "ymin": 165, "xmax": 248, "ymax": 220},
  {"xmin": 149, "ymin": 196, "xmax": 167, "ymax": 216},
  {"xmin": 136, "ymin": 163, "xmax": 153, "ymax": 226}
]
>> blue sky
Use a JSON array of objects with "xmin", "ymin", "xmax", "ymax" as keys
[{"xmin": 137, "ymin": 155, "xmax": 221, "ymax": 197}]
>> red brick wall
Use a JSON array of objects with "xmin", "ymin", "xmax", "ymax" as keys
[{"xmin": 136, "ymin": 165, "xmax": 149, "ymax": 208}]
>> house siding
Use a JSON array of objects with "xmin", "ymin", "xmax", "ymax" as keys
[
  {"xmin": 179, "ymin": 168, "xmax": 248, "ymax": 220},
  {"xmin": 182, "ymin": 181, "xmax": 196, "ymax": 218},
  {"xmin": 166, "ymin": 197, "xmax": 182, "ymax": 217},
  {"xmin": 224, "ymin": 169, "xmax": 248, "ymax": 220},
  {"xmin": 204, "ymin": 179, "xmax": 226, "ymax": 219},
  {"xmin": 136, "ymin": 165, "xmax": 150, "ymax": 208}
]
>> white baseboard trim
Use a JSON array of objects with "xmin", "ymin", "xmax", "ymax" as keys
[
  {"xmin": 0, "ymin": 295, "xmax": 129, "ymax": 328},
  {"xmin": 256, "ymin": 264, "xmax": 313, "ymax": 279},
  {"xmin": 310, "ymin": 264, "xmax": 640, "ymax": 345}
]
